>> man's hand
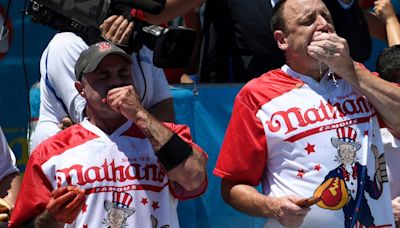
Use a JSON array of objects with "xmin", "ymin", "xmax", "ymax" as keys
[
  {"xmin": 99, "ymin": 15, "xmax": 134, "ymax": 45},
  {"xmin": 392, "ymin": 197, "xmax": 400, "ymax": 223},
  {"xmin": 0, "ymin": 198, "xmax": 11, "ymax": 222},
  {"xmin": 58, "ymin": 117, "xmax": 74, "ymax": 130},
  {"xmin": 270, "ymin": 195, "xmax": 310, "ymax": 227},
  {"xmin": 45, "ymin": 186, "xmax": 86, "ymax": 224},
  {"xmin": 105, "ymin": 85, "xmax": 144, "ymax": 122},
  {"xmin": 373, "ymin": 0, "xmax": 397, "ymax": 24},
  {"xmin": 307, "ymin": 32, "xmax": 355, "ymax": 79}
]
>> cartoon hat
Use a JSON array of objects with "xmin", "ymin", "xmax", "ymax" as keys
[
  {"xmin": 331, "ymin": 127, "xmax": 361, "ymax": 151},
  {"xmin": 104, "ymin": 191, "xmax": 135, "ymax": 216}
]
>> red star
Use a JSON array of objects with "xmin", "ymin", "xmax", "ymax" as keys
[
  {"xmin": 152, "ymin": 201, "xmax": 159, "ymax": 210},
  {"xmin": 304, "ymin": 143, "xmax": 315, "ymax": 155},
  {"xmin": 364, "ymin": 130, "xmax": 368, "ymax": 136},
  {"xmin": 314, "ymin": 164, "xmax": 321, "ymax": 171},
  {"xmin": 83, "ymin": 225, "xmax": 88, "ymax": 228},
  {"xmin": 141, "ymin": 197, "xmax": 148, "ymax": 205},
  {"xmin": 297, "ymin": 169, "xmax": 305, "ymax": 178},
  {"xmin": 82, "ymin": 204, "xmax": 88, "ymax": 214}
]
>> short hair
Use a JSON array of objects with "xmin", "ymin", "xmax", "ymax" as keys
[
  {"xmin": 376, "ymin": 45, "xmax": 400, "ymax": 82},
  {"xmin": 271, "ymin": 0, "xmax": 288, "ymax": 32}
]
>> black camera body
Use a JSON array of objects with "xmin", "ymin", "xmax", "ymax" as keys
[{"xmin": 27, "ymin": 0, "xmax": 196, "ymax": 68}]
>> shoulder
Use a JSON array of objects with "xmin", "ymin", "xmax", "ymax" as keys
[
  {"xmin": 31, "ymin": 124, "xmax": 98, "ymax": 164},
  {"xmin": 237, "ymin": 69, "xmax": 303, "ymax": 110},
  {"xmin": 47, "ymin": 32, "xmax": 87, "ymax": 50},
  {"xmin": 45, "ymin": 32, "xmax": 88, "ymax": 59}
]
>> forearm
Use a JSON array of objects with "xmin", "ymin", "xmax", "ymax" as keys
[
  {"xmin": 167, "ymin": 148, "xmax": 207, "ymax": 191},
  {"xmin": 144, "ymin": 0, "xmax": 204, "ymax": 25},
  {"xmin": 363, "ymin": 11, "xmax": 387, "ymax": 41},
  {"xmin": 135, "ymin": 109, "xmax": 174, "ymax": 150},
  {"xmin": 134, "ymin": 108, "xmax": 206, "ymax": 190},
  {"xmin": 221, "ymin": 179, "xmax": 275, "ymax": 218},
  {"xmin": 35, "ymin": 210, "xmax": 63, "ymax": 228},
  {"xmin": 386, "ymin": 17, "xmax": 400, "ymax": 46},
  {"xmin": 353, "ymin": 63, "xmax": 400, "ymax": 129},
  {"xmin": 0, "ymin": 172, "xmax": 21, "ymax": 209}
]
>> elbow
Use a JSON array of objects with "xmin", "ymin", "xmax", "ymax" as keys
[{"xmin": 180, "ymin": 169, "xmax": 206, "ymax": 191}]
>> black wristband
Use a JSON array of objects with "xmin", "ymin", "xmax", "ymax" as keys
[{"xmin": 156, "ymin": 134, "xmax": 192, "ymax": 171}]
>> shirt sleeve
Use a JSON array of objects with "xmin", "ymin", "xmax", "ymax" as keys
[
  {"xmin": 31, "ymin": 32, "xmax": 88, "ymax": 150},
  {"xmin": 0, "ymin": 127, "xmax": 18, "ymax": 181},
  {"xmin": 163, "ymin": 123, "xmax": 208, "ymax": 200},
  {"xmin": 8, "ymin": 151, "xmax": 53, "ymax": 227},
  {"xmin": 213, "ymin": 95, "xmax": 267, "ymax": 186}
]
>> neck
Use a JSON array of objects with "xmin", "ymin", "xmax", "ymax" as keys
[
  {"xmin": 286, "ymin": 56, "xmax": 328, "ymax": 82},
  {"xmin": 89, "ymin": 117, "xmax": 127, "ymax": 134},
  {"xmin": 86, "ymin": 108, "xmax": 127, "ymax": 134}
]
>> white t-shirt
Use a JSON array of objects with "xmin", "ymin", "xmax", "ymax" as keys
[
  {"xmin": 10, "ymin": 119, "xmax": 207, "ymax": 227},
  {"xmin": 381, "ymin": 128, "xmax": 400, "ymax": 199},
  {"xmin": 214, "ymin": 65, "xmax": 395, "ymax": 227},
  {"xmin": 0, "ymin": 126, "xmax": 18, "ymax": 181},
  {"xmin": 30, "ymin": 32, "xmax": 172, "ymax": 152}
]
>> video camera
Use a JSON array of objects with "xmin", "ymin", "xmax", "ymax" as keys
[{"xmin": 26, "ymin": 0, "xmax": 197, "ymax": 68}]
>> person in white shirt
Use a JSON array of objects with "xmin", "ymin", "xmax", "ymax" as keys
[
  {"xmin": 0, "ymin": 126, "xmax": 21, "ymax": 222},
  {"xmin": 30, "ymin": 0, "xmax": 207, "ymax": 151},
  {"xmin": 10, "ymin": 42, "xmax": 208, "ymax": 227}
]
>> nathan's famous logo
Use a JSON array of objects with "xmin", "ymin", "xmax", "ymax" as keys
[
  {"xmin": 266, "ymin": 97, "xmax": 374, "ymax": 134},
  {"xmin": 0, "ymin": 4, "xmax": 13, "ymax": 59},
  {"xmin": 55, "ymin": 159, "xmax": 167, "ymax": 187}
]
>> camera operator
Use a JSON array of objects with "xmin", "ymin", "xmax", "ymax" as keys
[{"xmin": 30, "ymin": 0, "xmax": 205, "ymax": 152}]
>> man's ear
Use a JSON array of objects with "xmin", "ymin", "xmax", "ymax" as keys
[
  {"xmin": 75, "ymin": 81, "xmax": 85, "ymax": 98},
  {"xmin": 274, "ymin": 30, "xmax": 288, "ymax": 51}
]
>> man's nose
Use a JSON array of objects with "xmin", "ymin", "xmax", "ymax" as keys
[{"xmin": 315, "ymin": 15, "xmax": 330, "ymax": 32}]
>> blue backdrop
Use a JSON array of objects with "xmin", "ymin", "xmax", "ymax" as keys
[{"xmin": 0, "ymin": 0, "xmax": 390, "ymax": 227}]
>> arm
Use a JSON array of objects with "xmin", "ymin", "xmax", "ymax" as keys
[
  {"xmin": 221, "ymin": 179, "xmax": 310, "ymax": 227},
  {"xmin": 31, "ymin": 33, "xmax": 88, "ymax": 150},
  {"xmin": 145, "ymin": 0, "xmax": 204, "ymax": 25},
  {"xmin": 373, "ymin": 0, "xmax": 400, "ymax": 46},
  {"xmin": 100, "ymin": 0, "xmax": 204, "ymax": 42},
  {"xmin": 392, "ymin": 197, "xmax": 400, "ymax": 226},
  {"xmin": 9, "ymin": 153, "xmax": 85, "ymax": 227},
  {"xmin": 363, "ymin": 10, "xmax": 387, "ymax": 41},
  {"xmin": 353, "ymin": 64, "xmax": 400, "ymax": 130},
  {"xmin": 0, "ymin": 173, "xmax": 21, "ymax": 209},
  {"xmin": 0, "ymin": 127, "xmax": 21, "ymax": 209},
  {"xmin": 35, "ymin": 187, "xmax": 85, "ymax": 227},
  {"xmin": 308, "ymin": 32, "xmax": 400, "ymax": 130},
  {"xmin": 106, "ymin": 85, "xmax": 206, "ymax": 191}
]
